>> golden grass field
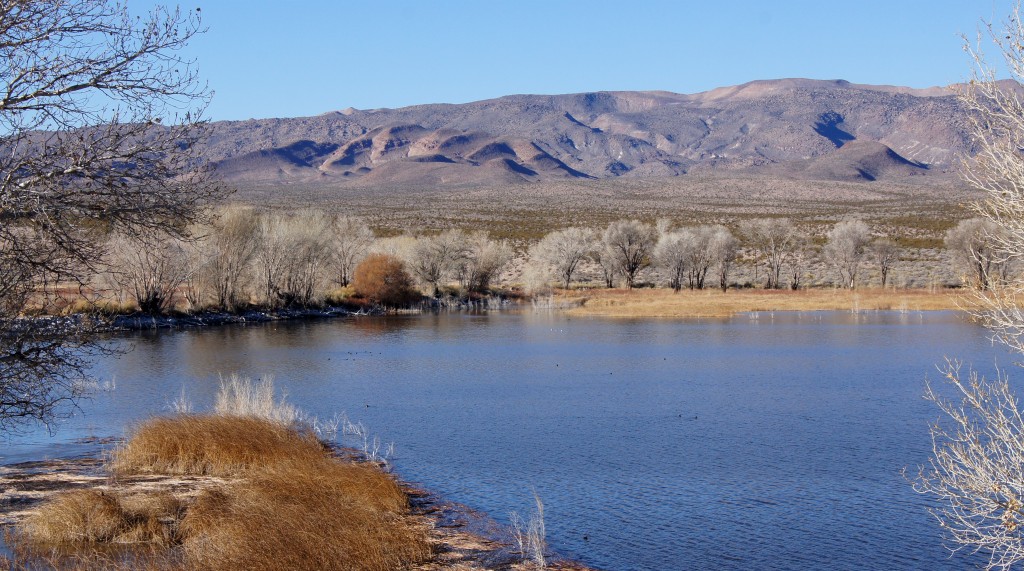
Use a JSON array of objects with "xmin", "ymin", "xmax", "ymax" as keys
[{"xmin": 558, "ymin": 287, "xmax": 965, "ymax": 319}]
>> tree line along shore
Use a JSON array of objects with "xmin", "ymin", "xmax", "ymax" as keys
[{"xmin": 37, "ymin": 204, "xmax": 992, "ymax": 319}]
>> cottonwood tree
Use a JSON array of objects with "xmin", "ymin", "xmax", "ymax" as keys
[
  {"xmin": 520, "ymin": 261, "xmax": 555, "ymax": 297},
  {"xmin": 204, "ymin": 205, "xmax": 262, "ymax": 311},
  {"xmin": 331, "ymin": 216, "xmax": 374, "ymax": 288},
  {"xmin": 871, "ymin": 238, "xmax": 900, "ymax": 288},
  {"xmin": 409, "ymin": 230, "xmax": 471, "ymax": 296},
  {"xmin": 369, "ymin": 235, "xmax": 418, "ymax": 261},
  {"xmin": 252, "ymin": 209, "xmax": 336, "ymax": 307},
  {"xmin": 786, "ymin": 234, "xmax": 813, "ymax": 290},
  {"xmin": 913, "ymin": 4, "xmax": 1024, "ymax": 568},
  {"xmin": 945, "ymin": 218, "xmax": 1004, "ymax": 290},
  {"xmin": 709, "ymin": 226, "xmax": 740, "ymax": 292},
  {"xmin": 684, "ymin": 226, "xmax": 716, "ymax": 289},
  {"xmin": 594, "ymin": 246, "xmax": 618, "ymax": 288},
  {"xmin": 740, "ymin": 218, "xmax": 797, "ymax": 289},
  {"xmin": 458, "ymin": 233, "xmax": 512, "ymax": 293},
  {"xmin": 253, "ymin": 212, "xmax": 291, "ymax": 307},
  {"xmin": 654, "ymin": 229, "xmax": 692, "ymax": 292},
  {"xmin": 654, "ymin": 225, "xmax": 716, "ymax": 291},
  {"xmin": 0, "ymin": 2, "xmax": 220, "ymax": 431},
  {"xmin": 824, "ymin": 220, "xmax": 872, "ymax": 289},
  {"xmin": 530, "ymin": 227, "xmax": 595, "ymax": 289},
  {"xmin": 601, "ymin": 220, "xmax": 656, "ymax": 289},
  {"xmin": 276, "ymin": 210, "xmax": 334, "ymax": 307},
  {"xmin": 105, "ymin": 231, "xmax": 192, "ymax": 315}
]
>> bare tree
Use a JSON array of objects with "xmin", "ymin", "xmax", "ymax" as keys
[
  {"xmin": 253, "ymin": 212, "xmax": 291, "ymax": 307},
  {"xmin": 178, "ymin": 224, "xmax": 208, "ymax": 312},
  {"xmin": 787, "ymin": 234, "xmax": 812, "ymax": 291},
  {"xmin": 654, "ymin": 226, "xmax": 717, "ymax": 291},
  {"xmin": 594, "ymin": 246, "xmax": 618, "ymax": 288},
  {"xmin": 824, "ymin": 220, "xmax": 872, "ymax": 289},
  {"xmin": 0, "ymin": 2, "xmax": 220, "ymax": 431},
  {"xmin": 601, "ymin": 220, "xmax": 656, "ymax": 290},
  {"xmin": 740, "ymin": 218, "xmax": 797, "ymax": 289},
  {"xmin": 105, "ymin": 231, "xmax": 191, "ymax": 315},
  {"xmin": 530, "ymin": 227, "xmax": 595, "ymax": 289},
  {"xmin": 913, "ymin": 5, "xmax": 1024, "ymax": 567},
  {"xmin": 945, "ymin": 218, "xmax": 1004, "ymax": 290},
  {"xmin": 685, "ymin": 226, "xmax": 716, "ymax": 290},
  {"xmin": 871, "ymin": 238, "xmax": 900, "ymax": 288},
  {"xmin": 251, "ymin": 210, "xmax": 335, "ymax": 308},
  {"xmin": 459, "ymin": 233, "xmax": 513, "ymax": 293},
  {"xmin": 369, "ymin": 235, "xmax": 418, "ymax": 261},
  {"xmin": 408, "ymin": 230, "xmax": 471, "ymax": 296},
  {"xmin": 520, "ymin": 260, "xmax": 555, "ymax": 297},
  {"xmin": 709, "ymin": 226, "xmax": 740, "ymax": 292},
  {"xmin": 278, "ymin": 210, "xmax": 334, "ymax": 307},
  {"xmin": 912, "ymin": 361, "xmax": 1024, "ymax": 570},
  {"xmin": 205, "ymin": 205, "xmax": 262, "ymax": 311},
  {"xmin": 331, "ymin": 216, "xmax": 374, "ymax": 288},
  {"xmin": 654, "ymin": 229, "xmax": 692, "ymax": 292}
]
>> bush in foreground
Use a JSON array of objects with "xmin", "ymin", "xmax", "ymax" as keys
[{"xmin": 9, "ymin": 377, "xmax": 432, "ymax": 571}]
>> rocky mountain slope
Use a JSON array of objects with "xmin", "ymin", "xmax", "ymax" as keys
[{"xmin": 205, "ymin": 78, "xmax": 977, "ymax": 187}]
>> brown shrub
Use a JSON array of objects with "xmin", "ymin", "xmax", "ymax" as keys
[
  {"xmin": 110, "ymin": 415, "xmax": 329, "ymax": 477},
  {"xmin": 352, "ymin": 254, "xmax": 419, "ymax": 307}
]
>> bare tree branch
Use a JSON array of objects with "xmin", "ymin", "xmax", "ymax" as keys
[{"xmin": 0, "ymin": 1, "xmax": 223, "ymax": 432}]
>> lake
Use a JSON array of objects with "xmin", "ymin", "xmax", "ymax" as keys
[{"xmin": 1, "ymin": 310, "xmax": 1009, "ymax": 570}]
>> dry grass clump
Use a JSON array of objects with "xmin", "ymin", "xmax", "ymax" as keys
[
  {"xmin": 10, "ymin": 375, "xmax": 433, "ymax": 570},
  {"xmin": 13, "ymin": 419, "xmax": 430, "ymax": 570},
  {"xmin": 109, "ymin": 415, "xmax": 327, "ymax": 477},
  {"xmin": 179, "ymin": 459, "xmax": 427, "ymax": 571},
  {"xmin": 112, "ymin": 375, "xmax": 321, "ymax": 476},
  {"xmin": 212, "ymin": 373, "xmax": 300, "ymax": 424},
  {"xmin": 561, "ymin": 287, "xmax": 962, "ymax": 318},
  {"xmin": 22, "ymin": 490, "xmax": 130, "ymax": 544},
  {"xmin": 20, "ymin": 489, "xmax": 183, "ymax": 547}
]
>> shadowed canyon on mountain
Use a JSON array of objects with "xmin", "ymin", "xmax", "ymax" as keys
[{"xmin": 205, "ymin": 78, "xmax": 982, "ymax": 189}]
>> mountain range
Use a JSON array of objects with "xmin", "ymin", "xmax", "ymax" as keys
[{"xmin": 204, "ymin": 78, "xmax": 979, "ymax": 188}]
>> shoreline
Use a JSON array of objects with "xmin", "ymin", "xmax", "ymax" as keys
[
  {"xmin": 0, "ymin": 445, "xmax": 596, "ymax": 570},
  {"xmin": 32, "ymin": 295, "xmax": 516, "ymax": 333},
  {"xmin": 19, "ymin": 287, "xmax": 969, "ymax": 335}
]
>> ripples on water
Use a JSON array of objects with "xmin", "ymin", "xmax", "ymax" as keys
[{"xmin": 2, "ymin": 311, "xmax": 1007, "ymax": 570}]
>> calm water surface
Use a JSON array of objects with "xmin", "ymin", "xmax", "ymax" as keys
[{"xmin": 2, "ymin": 311, "xmax": 1010, "ymax": 570}]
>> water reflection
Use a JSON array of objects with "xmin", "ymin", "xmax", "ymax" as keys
[{"xmin": 1, "ymin": 311, "xmax": 1004, "ymax": 570}]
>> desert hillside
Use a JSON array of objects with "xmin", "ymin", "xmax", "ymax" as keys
[{"xmin": 204, "ymin": 78, "xmax": 980, "ymax": 189}]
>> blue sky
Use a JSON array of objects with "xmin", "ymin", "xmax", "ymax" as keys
[{"xmin": 169, "ymin": 1, "xmax": 1004, "ymax": 121}]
